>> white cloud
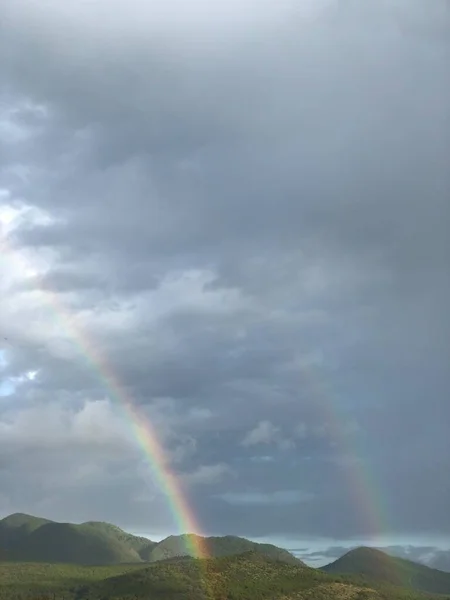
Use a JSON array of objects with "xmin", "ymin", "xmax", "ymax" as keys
[
  {"xmin": 0, "ymin": 398, "xmax": 133, "ymax": 451},
  {"xmin": 182, "ymin": 463, "xmax": 234, "ymax": 486},
  {"xmin": 242, "ymin": 420, "xmax": 297, "ymax": 452},
  {"xmin": 242, "ymin": 420, "xmax": 280, "ymax": 447}
]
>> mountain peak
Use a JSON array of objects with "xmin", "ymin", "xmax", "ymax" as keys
[
  {"xmin": 345, "ymin": 546, "xmax": 389, "ymax": 558},
  {"xmin": 322, "ymin": 544, "xmax": 450, "ymax": 595},
  {"xmin": 0, "ymin": 512, "xmax": 53, "ymax": 528}
]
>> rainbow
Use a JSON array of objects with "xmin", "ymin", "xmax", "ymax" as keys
[
  {"xmin": 61, "ymin": 339, "xmax": 210, "ymax": 561},
  {"xmin": 0, "ymin": 229, "xmax": 209, "ymax": 561},
  {"xmin": 1, "ymin": 218, "xmax": 390, "ymax": 571},
  {"xmin": 295, "ymin": 366, "xmax": 389, "ymax": 544}
]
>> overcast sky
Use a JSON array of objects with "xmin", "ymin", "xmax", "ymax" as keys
[{"xmin": 0, "ymin": 0, "xmax": 449, "ymax": 559}]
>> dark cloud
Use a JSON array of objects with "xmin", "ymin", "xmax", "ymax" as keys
[{"xmin": 0, "ymin": 0, "xmax": 449, "ymax": 547}]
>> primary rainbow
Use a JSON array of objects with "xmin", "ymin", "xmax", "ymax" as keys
[
  {"xmin": 58, "ymin": 323, "xmax": 210, "ymax": 561},
  {"xmin": 0, "ymin": 233, "xmax": 209, "ymax": 561}
]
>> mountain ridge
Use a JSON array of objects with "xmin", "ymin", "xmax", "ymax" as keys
[
  {"xmin": 0, "ymin": 512, "xmax": 300, "ymax": 567},
  {"xmin": 321, "ymin": 546, "xmax": 450, "ymax": 595}
]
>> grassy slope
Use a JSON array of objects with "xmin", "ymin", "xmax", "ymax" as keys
[
  {"xmin": 0, "ymin": 514, "xmax": 53, "ymax": 534},
  {"xmin": 80, "ymin": 521, "xmax": 156, "ymax": 558},
  {"xmin": 0, "ymin": 513, "xmax": 299, "ymax": 567},
  {"xmin": 0, "ymin": 514, "xmax": 53, "ymax": 555},
  {"xmin": 86, "ymin": 552, "xmax": 368, "ymax": 600},
  {"xmin": 322, "ymin": 547, "xmax": 450, "ymax": 596},
  {"xmin": 148, "ymin": 533, "xmax": 301, "ymax": 564},
  {"xmin": 0, "ymin": 514, "xmax": 156, "ymax": 565},
  {"xmin": 0, "ymin": 552, "xmax": 444, "ymax": 600},
  {"xmin": 9, "ymin": 522, "xmax": 145, "ymax": 565},
  {"xmin": 0, "ymin": 561, "xmax": 144, "ymax": 599},
  {"xmin": 1, "ymin": 515, "xmax": 448, "ymax": 599}
]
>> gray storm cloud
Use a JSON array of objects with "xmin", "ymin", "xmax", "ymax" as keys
[{"xmin": 0, "ymin": 0, "xmax": 449, "ymax": 543}]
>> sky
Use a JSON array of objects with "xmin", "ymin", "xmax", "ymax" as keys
[{"xmin": 0, "ymin": 0, "xmax": 449, "ymax": 567}]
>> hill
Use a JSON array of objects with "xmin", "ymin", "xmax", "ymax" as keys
[
  {"xmin": 8, "ymin": 522, "xmax": 148, "ymax": 565},
  {"xmin": 86, "ymin": 552, "xmax": 379, "ymax": 600},
  {"xmin": 379, "ymin": 546, "xmax": 450, "ymax": 574},
  {"xmin": 0, "ymin": 552, "xmax": 393, "ymax": 600},
  {"xmin": 322, "ymin": 546, "xmax": 450, "ymax": 596},
  {"xmin": 80, "ymin": 521, "xmax": 156, "ymax": 558},
  {"xmin": 0, "ymin": 561, "xmax": 144, "ymax": 600},
  {"xmin": 0, "ymin": 513, "xmax": 300, "ymax": 567},
  {"xmin": 0, "ymin": 514, "xmax": 155, "ymax": 565},
  {"xmin": 0, "ymin": 550, "xmax": 445, "ymax": 600},
  {"xmin": 148, "ymin": 533, "xmax": 301, "ymax": 564},
  {"xmin": 0, "ymin": 513, "xmax": 53, "ymax": 554}
]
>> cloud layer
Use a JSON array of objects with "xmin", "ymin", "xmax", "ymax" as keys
[{"xmin": 0, "ymin": 0, "xmax": 449, "ymax": 545}]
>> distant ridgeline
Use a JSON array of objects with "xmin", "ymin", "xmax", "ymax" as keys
[
  {"xmin": 321, "ymin": 546, "xmax": 450, "ymax": 596},
  {"xmin": 0, "ymin": 513, "xmax": 300, "ymax": 565},
  {"xmin": 2, "ymin": 513, "xmax": 450, "ymax": 600}
]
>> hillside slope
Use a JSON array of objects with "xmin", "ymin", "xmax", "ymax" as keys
[
  {"xmin": 80, "ymin": 552, "xmax": 384, "ymax": 600},
  {"xmin": 80, "ymin": 521, "xmax": 156, "ymax": 558},
  {"xmin": 0, "ymin": 515, "xmax": 155, "ymax": 565},
  {"xmin": 0, "ymin": 513, "xmax": 54, "ymax": 559},
  {"xmin": 12, "ymin": 522, "xmax": 144, "ymax": 564},
  {"xmin": 322, "ymin": 547, "xmax": 450, "ymax": 595},
  {"xmin": 0, "ymin": 550, "xmax": 445, "ymax": 600},
  {"xmin": 148, "ymin": 533, "xmax": 301, "ymax": 564},
  {"xmin": 0, "ymin": 513, "xmax": 299, "ymax": 567}
]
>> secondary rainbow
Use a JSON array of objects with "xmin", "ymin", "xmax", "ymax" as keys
[{"xmin": 295, "ymin": 367, "xmax": 390, "ymax": 543}]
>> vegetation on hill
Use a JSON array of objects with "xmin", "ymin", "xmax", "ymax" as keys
[
  {"xmin": 1, "ymin": 514, "xmax": 449, "ymax": 600},
  {"xmin": 0, "ymin": 561, "xmax": 144, "ymax": 600},
  {"xmin": 9, "ymin": 522, "xmax": 147, "ymax": 565},
  {"xmin": 0, "ymin": 513, "xmax": 299, "ymax": 566},
  {"xmin": 148, "ymin": 533, "xmax": 302, "ymax": 565},
  {"xmin": 79, "ymin": 522, "xmax": 156, "ymax": 559},
  {"xmin": 0, "ymin": 513, "xmax": 53, "ymax": 557},
  {"xmin": 0, "ymin": 514, "xmax": 158, "ymax": 565},
  {"xmin": 0, "ymin": 552, "xmax": 446, "ymax": 600},
  {"xmin": 0, "ymin": 514, "xmax": 53, "ymax": 534},
  {"xmin": 322, "ymin": 547, "xmax": 450, "ymax": 596}
]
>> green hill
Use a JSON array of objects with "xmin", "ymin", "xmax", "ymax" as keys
[
  {"xmin": 85, "ymin": 552, "xmax": 337, "ymax": 600},
  {"xmin": 80, "ymin": 521, "xmax": 156, "ymax": 558},
  {"xmin": 0, "ymin": 550, "xmax": 445, "ymax": 600},
  {"xmin": 148, "ymin": 533, "xmax": 302, "ymax": 564},
  {"xmin": 2, "ymin": 513, "xmax": 448, "ymax": 599},
  {"xmin": 0, "ymin": 515, "xmax": 155, "ymax": 565},
  {"xmin": 9, "ymin": 522, "xmax": 145, "ymax": 565},
  {"xmin": 0, "ymin": 513, "xmax": 53, "ymax": 533},
  {"xmin": 0, "ymin": 561, "xmax": 144, "ymax": 600},
  {"xmin": 0, "ymin": 513, "xmax": 54, "ymax": 560},
  {"xmin": 0, "ymin": 513, "xmax": 299, "ymax": 567},
  {"xmin": 0, "ymin": 513, "xmax": 53, "ymax": 548},
  {"xmin": 321, "ymin": 547, "xmax": 450, "ymax": 595},
  {"xmin": 39, "ymin": 551, "xmax": 450, "ymax": 600}
]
